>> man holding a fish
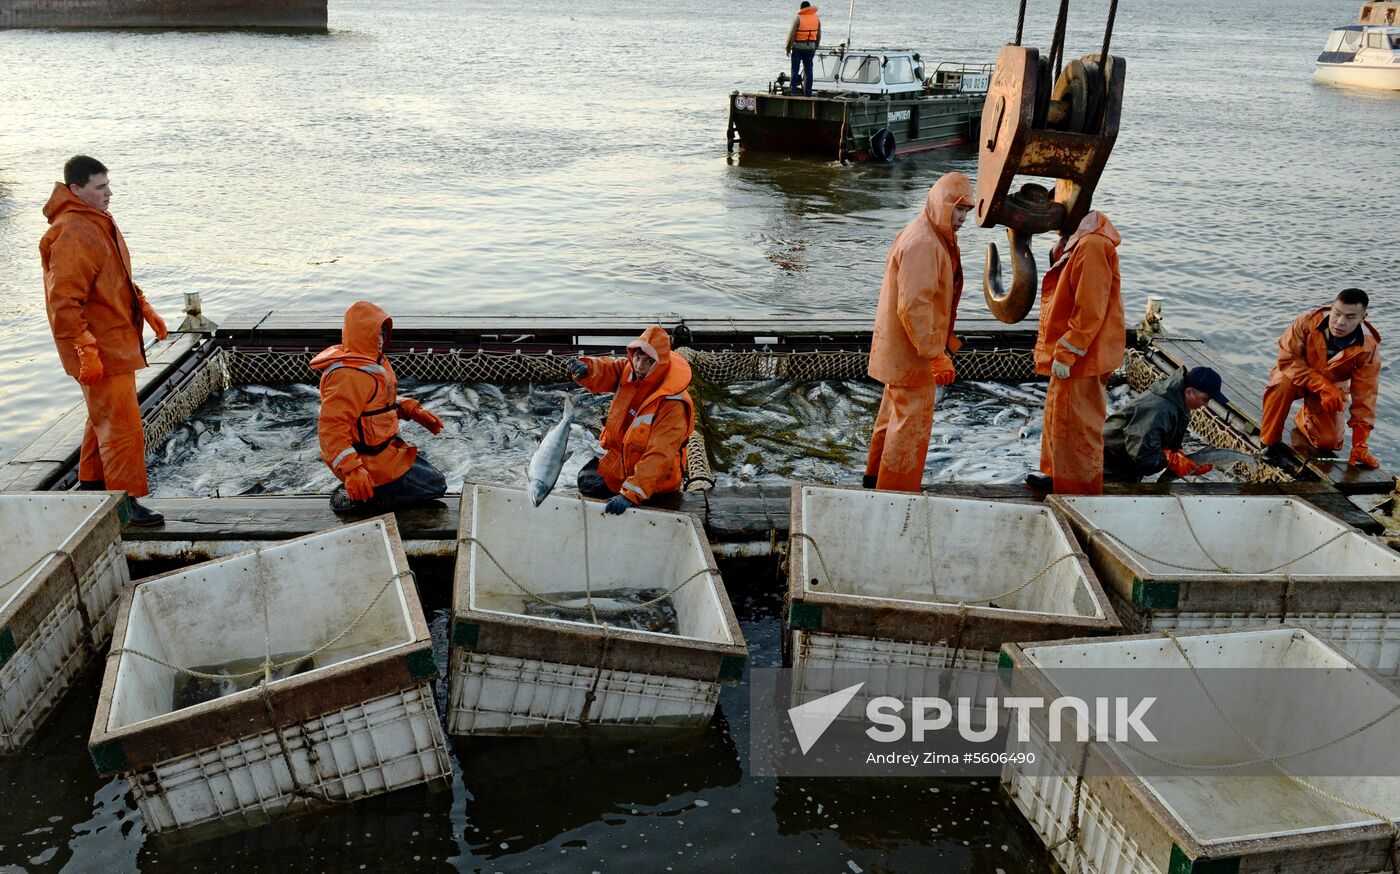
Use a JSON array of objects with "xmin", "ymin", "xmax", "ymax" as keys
[{"xmin": 562, "ymin": 326, "xmax": 695, "ymax": 514}]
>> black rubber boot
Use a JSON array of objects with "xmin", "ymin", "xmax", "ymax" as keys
[
  {"xmin": 1025, "ymin": 472, "xmax": 1053, "ymax": 490},
  {"xmin": 77, "ymin": 480, "xmax": 106, "ymax": 490},
  {"xmin": 124, "ymin": 497, "xmax": 164, "ymax": 527},
  {"xmin": 862, "ymin": 474, "xmax": 878, "ymax": 489},
  {"xmin": 1260, "ymin": 442, "xmax": 1295, "ymax": 470}
]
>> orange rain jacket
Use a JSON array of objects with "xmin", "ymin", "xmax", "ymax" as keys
[
  {"xmin": 1033, "ymin": 211, "xmax": 1125, "ymax": 378},
  {"xmin": 577, "ymin": 326, "xmax": 695, "ymax": 504},
  {"xmin": 1268, "ymin": 307, "xmax": 1381, "ymax": 432},
  {"xmin": 787, "ymin": 6, "xmax": 821, "ymax": 50},
  {"xmin": 868, "ymin": 173, "xmax": 973, "ymax": 387},
  {"xmin": 41, "ymin": 182, "xmax": 152, "ymax": 377},
  {"xmin": 310, "ymin": 301, "xmax": 420, "ymax": 487}
]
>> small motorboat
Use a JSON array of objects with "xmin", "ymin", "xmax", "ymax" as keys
[{"xmin": 1316, "ymin": 2, "xmax": 1400, "ymax": 90}]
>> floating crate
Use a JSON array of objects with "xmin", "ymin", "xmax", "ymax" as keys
[
  {"xmin": 0, "ymin": 492, "xmax": 128, "ymax": 752},
  {"xmin": 448, "ymin": 483, "xmax": 746, "ymax": 735},
  {"xmin": 1001, "ymin": 626, "xmax": 1400, "ymax": 873},
  {"xmin": 89, "ymin": 516, "xmax": 450, "ymax": 836},
  {"xmin": 787, "ymin": 485, "xmax": 1119, "ymax": 711},
  {"xmin": 1051, "ymin": 495, "xmax": 1400, "ymax": 677}
]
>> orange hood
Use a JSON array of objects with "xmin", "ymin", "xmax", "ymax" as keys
[
  {"xmin": 310, "ymin": 300, "xmax": 392, "ymax": 370},
  {"xmin": 626, "ymin": 325, "xmax": 673, "ymax": 387},
  {"xmin": 43, "ymin": 181, "xmax": 114, "ymax": 229},
  {"xmin": 922, "ymin": 172, "xmax": 974, "ymax": 241},
  {"xmin": 1052, "ymin": 210, "xmax": 1121, "ymax": 264}
]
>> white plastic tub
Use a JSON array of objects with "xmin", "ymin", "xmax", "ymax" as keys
[
  {"xmin": 89, "ymin": 516, "xmax": 450, "ymax": 836},
  {"xmin": 787, "ymin": 485, "xmax": 1118, "ymax": 708},
  {"xmin": 448, "ymin": 483, "xmax": 746, "ymax": 735},
  {"xmin": 0, "ymin": 492, "xmax": 128, "ymax": 752},
  {"xmin": 1051, "ymin": 495, "xmax": 1400, "ymax": 676},
  {"xmin": 1001, "ymin": 626, "xmax": 1400, "ymax": 873}
]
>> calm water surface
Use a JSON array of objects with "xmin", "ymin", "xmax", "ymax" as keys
[{"xmin": 0, "ymin": 0, "xmax": 1395, "ymax": 870}]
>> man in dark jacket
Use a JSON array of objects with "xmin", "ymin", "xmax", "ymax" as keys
[{"xmin": 1103, "ymin": 367, "xmax": 1228, "ymax": 482}]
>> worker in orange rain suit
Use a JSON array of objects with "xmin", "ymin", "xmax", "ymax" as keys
[
  {"xmin": 42, "ymin": 155, "xmax": 169, "ymax": 527},
  {"xmin": 1260, "ymin": 287, "xmax": 1381, "ymax": 469},
  {"xmin": 862, "ymin": 172, "xmax": 975, "ymax": 492},
  {"xmin": 1027, "ymin": 210, "xmax": 1126, "ymax": 495},
  {"xmin": 311, "ymin": 301, "xmax": 448, "ymax": 513},
  {"xmin": 565, "ymin": 326, "xmax": 695, "ymax": 515}
]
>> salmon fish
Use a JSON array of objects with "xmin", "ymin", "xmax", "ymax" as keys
[{"xmin": 528, "ymin": 395, "xmax": 575, "ymax": 506}]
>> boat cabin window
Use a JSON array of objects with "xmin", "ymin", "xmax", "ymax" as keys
[
  {"xmin": 1367, "ymin": 31, "xmax": 1385, "ymax": 48},
  {"xmin": 884, "ymin": 56, "xmax": 916, "ymax": 84},
  {"xmin": 840, "ymin": 55, "xmax": 883, "ymax": 84},
  {"xmin": 1392, "ymin": 33, "xmax": 1400, "ymax": 48},
  {"xmin": 1325, "ymin": 28, "xmax": 1362, "ymax": 52},
  {"xmin": 813, "ymin": 54, "xmax": 841, "ymax": 81}
]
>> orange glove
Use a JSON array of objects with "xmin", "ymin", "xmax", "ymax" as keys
[
  {"xmin": 1164, "ymin": 449, "xmax": 1212, "ymax": 478},
  {"xmin": 344, "ymin": 467, "xmax": 375, "ymax": 502},
  {"xmin": 1316, "ymin": 382, "xmax": 1345, "ymax": 415},
  {"xmin": 398, "ymin": 398, "xmax": 444, "ymax": 435},
  {"xmin": 1351, "ymin": 427, "xmax": 1380, "ymax": 469},
  {"xmin": 931, "ymin": 355, "xmax": 956, "ymax": 387},
  {"xmin": 140, "ymin": 298, "xmax": 169, "ymax": 341},
  {"xmin": 74, "ymin": 331, "xmax": 103, "ymax": 386}
]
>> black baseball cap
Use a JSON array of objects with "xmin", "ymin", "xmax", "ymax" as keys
[{"xmin": 1185, "ymin": 366, "xmax": 1229, "ymax": 405}]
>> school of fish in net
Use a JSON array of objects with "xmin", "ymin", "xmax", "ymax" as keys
[{"xmin": 145, "ymin": 378, "xmax": 1251, "ymax": 498}]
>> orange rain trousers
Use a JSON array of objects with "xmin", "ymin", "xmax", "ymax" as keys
[
  {"xmin": 78, "ymin": 371, "xmax": 148, "ymax": 497},
  {"xmin": 1040, "ymin": 375, "xmax": 1108, "ymax": 495},
  {"xmin": 864, "ymin": 385, "xmax": 936, "ymax": 492},
  {"xmin": 1260, "ymin": 378, "xmax": 1346, "ymax": 451}
]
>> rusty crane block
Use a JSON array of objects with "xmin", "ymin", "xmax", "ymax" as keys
[{"xmin": 976, "ymin": 44, "xmax": 1125, "ymax": 323}]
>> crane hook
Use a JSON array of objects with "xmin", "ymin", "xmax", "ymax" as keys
[{"xmin": 983, "ymin": 227, "xmax": 1039, "ymax": 324}]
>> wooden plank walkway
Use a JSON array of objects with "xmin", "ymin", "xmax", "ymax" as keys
[
  {"xmin": 125, "ymin": 481, "xmax": 1381, "ymax": 562},
  {"xmin": 0, "ymin": 332, "xmax": 202, "ymax": 492}
]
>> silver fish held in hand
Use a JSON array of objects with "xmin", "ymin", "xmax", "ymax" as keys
[{"xmin": 528, "ymin": 395, "xmax": 575, "ymax": 506}]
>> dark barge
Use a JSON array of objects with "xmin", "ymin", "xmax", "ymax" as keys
[
  {"xmin": 728, "ymin": 49, "xmax": 990, "ymax": 162},
  {"xmin": 0, "ymin": 0, "xmax": 326, "ymax": 31}
]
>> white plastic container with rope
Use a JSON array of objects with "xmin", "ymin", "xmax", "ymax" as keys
[
  {"xmin": 0, "ymin": 492, "xmax": 128, "ymax": 753},
  {"xmin": 1050, "ymin": 495, "xmax": 1400, "ymax": 677},
  {"xmin": 786, "ymin": 485, "xmax": 1120, "ymax": 716},
  {"xmin": 1000, "ymin": 626, "xmax": 1400, "ymax": 873},
  {"xmin": 448, "ymin": 483, "xmax": 747, "ymax": 735},
  {"xmin": 88, "ymin": 516, "xmax": 450, "ymax": 837}
]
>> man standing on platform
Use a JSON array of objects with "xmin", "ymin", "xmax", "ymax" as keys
[
  {"xmin": 1026, "ymin": 210, "xmax": 1125, "ymax": 495},
  {"xmin": 41, "ymin": 155, "xmax": 168, "ymax": 526},
  {"xmin": 785, "ymin": 1, "xmax": 821, "ymax": 97},
  {"xmin": 1260, "ymin": 288, "xmax": 1381, "ymax": 469},
  {"xmin": 863, "ymin": 172, "xmax": 974, "ymax": 492}
]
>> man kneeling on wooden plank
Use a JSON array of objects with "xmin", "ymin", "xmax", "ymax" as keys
[{"xmin": 1103, "ymin": 366, "xmax": 1226, "ymax": 482}]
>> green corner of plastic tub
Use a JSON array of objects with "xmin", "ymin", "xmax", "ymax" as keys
[
  {"xmin": 1169, "ymin": 845, "xmax": 1240, "ymax": 874},
  {"xmin": 89, "ymin": 740, "xmax": 131, "ymax": 775},
  {"xmin": 0, "ymin": 627, "xmax": 15, "ymax": 667},
  {"xmin": 788, "ymin": 601, "xmax": 822, "ymax": 631},
  {"xmin": 450, "ymin": 619, "xmax": 480, "ymax": 649},
  {"xmin": 996, "ymin": 650, "xmax": 1014, "ymax": 688},
  {"xmin": 405, "ymin": 647, "xmax": 437, "ymax": 681},
  {"xmin": 1132, "ymin": 578, "xmax": 1180, "ymax": 610},
  {"xmin": 718, "ymin": 654, "xmax": 746, "ymax": 682}
]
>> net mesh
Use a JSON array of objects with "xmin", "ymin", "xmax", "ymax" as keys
[{"xmin": 146, "ymin": 344, "xmax": 1282, "ymax": 488}]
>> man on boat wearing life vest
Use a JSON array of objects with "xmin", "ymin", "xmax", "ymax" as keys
[
  {"xmin": 1027, "ymin": 210, "xmax": 1125, "ymax": 495},
  {"xmin": 41, "ymin": 155, "xmax": 169, "ymax": 527},
  {"xmin": 312, "ymin": 301, "xmax": 448, "ymax": 513},
  {"xmin": 785, "ymin": 1, "xmax": 821, "ymax": 97},
  {"xmin": 863, "ymin": 172, "xmax": 974, "ymax": 492},
  {"xmin": 1260, "ymin": 288, "xmax": 1381, "ymax": 470},
  {"xmin": 565, "ymin": 326, "xmax": 695, "ymax": 515}
]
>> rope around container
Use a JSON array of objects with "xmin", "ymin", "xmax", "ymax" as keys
[
  {"xmin": 457, "ymin": 534, "xmax": 717, "ymax": 617},
  {"xmin": 1120, "ymin": 631, "xmax": 1400, "ymax": 869},
  {"xmin": 2, "ymin": 549, "xmax": 98, "ymax": 657}
]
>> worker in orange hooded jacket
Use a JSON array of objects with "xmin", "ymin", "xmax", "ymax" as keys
[
  {"xmin": 1260, "ymin": 288, "xmax": 1381, "ymax": 469},
  {"xmin": 41, "ymin": 155, "xmax": 168, "ymax": 526},
  {"xmin": 311, "ymin": 301, "xmax": 448, "ymax": 513},
  {"xmin": 1028, "ymin": 210, "xmax": 1126, "ymax": 495},
  {"xmin": 863, "ymin": 172, "xmax": 975, "ymax": 492},
  {"xmin": 565, "ymin": 326, "xmax": 695, "ymax": 514}
]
